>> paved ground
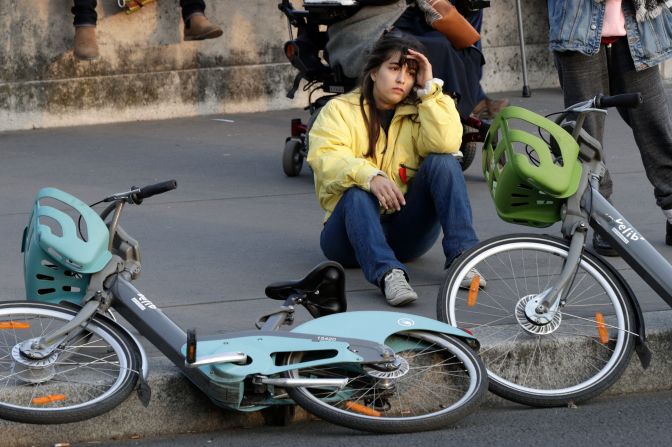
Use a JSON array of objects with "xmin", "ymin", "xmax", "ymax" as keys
[
  {"xmin": 0, "ymin": 91, "xmax": 672, "ymax": 332},
  {"xmin": 1, "ymin": 87, "xmax": 672, "ymax": 446},
  {"xmin": 72, "ymin": 390, "xmax": 672, "ymax": 447},
  {"xmin": 1, "ymin": 88, "xmax": 670, "ymax": 339}
]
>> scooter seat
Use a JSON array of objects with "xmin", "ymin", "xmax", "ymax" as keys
[{"xmin": 265, "ymin": 261, "xmax": 347, "ymax": 317}]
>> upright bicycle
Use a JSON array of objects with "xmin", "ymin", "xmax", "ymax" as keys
[
  {"xmin": 436, "ymin": 93, "xmax": 669, "ymax": 407},
  {"xmin": 0, "ymin": 182, "xmax": 487, "ymax": 433}
]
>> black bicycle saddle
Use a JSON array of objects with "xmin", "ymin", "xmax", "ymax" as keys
[{"xmin": 265, "ymin": 261, "xmax": 347, "ymax": 318}]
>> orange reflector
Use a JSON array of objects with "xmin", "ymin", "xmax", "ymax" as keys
[
  {"xmin": 0, "ymin": 321, "xmax": 30, "ymax": 330},
  {"xmin": 31, "ymin": 394, "xmax": 66, "ymax": 405},
  {"xmin": 345, "ymin": 401, "xmax": 381, "ymax": 417},
  {"xmin": 467, "ymin": 276, "xmax": 481, "ymax": 307},
  {"xmin": 595, "ymin": 312, "xmax": 609, "ymax": 344}
]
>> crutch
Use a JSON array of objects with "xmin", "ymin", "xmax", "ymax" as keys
[{"xmin": 515, "ymin": 0, "xmax": 531, "ymax": 97}]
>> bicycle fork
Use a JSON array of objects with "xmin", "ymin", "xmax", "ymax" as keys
[
  {"xmin": 524, "ymin": 228, "xmax": 587, "ymax": 326},
  {"xmin": 18, "ymin": 297, "xmax": 104, "ymax": 360}
]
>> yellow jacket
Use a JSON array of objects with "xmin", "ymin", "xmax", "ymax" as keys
[{"xmin": 307, "ymin": 83, "xmax": 463, "ymax": 221}]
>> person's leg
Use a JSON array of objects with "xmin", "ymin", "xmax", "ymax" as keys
[
  {"xmin": 607, "ymin": 38, "xmax": 672, "ymax": 243},
  {"xmin": 467, "ymin": 9, "xmax": 487, "ymax": 104},
  {"xmin": 554, "ymin": 48, "xmax": 618, "ymax": 253},
  {"xmin": 72, "ymin": 0, "xmax": 99, "ymax": 60},
  {"xmin": 385, "ymin": 154, "xmax": 479, "ymax": 267},
  {"xmin": 180, "ymin": 0, "xmax": 222, "ymax": 41},
  {"xmin": 72, "ymin": 0, "xmax": 97, "ymax": 26},
  {"xmin": 179, "ymin": 0, "xmax": 205, "ymax": 22},
  {"xmin": 320, "ymin": 188, "xmax": 406, "ymax": 286},
  {"xmin": 320, "ymin": 188, "xmax": 417, "ymax": 305},
  {"xmin": 554, "ymin": 49, "xmax": 612, "ymax": 198},
  {"xmin": 467, "ymin": 9, "xmax": 508, "ymax": 118}
]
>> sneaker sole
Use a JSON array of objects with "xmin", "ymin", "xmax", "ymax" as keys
[{"xmin": 386, "ymin": 295, "xmax": 417, "ymax": 307}]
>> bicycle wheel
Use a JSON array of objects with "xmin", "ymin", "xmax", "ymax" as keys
[
  {"xmin": 437, "ymin": 234, "xmax": 636, "ymax": 407},
  {"xmin": 0, "ymin": 301, "xmax": 141, "ymax": 423},
  {"xmin": 284, "ymin": 331, "xmax": 487, "ymax": 433}
]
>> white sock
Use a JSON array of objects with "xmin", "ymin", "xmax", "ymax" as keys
[{"xmin": 664, "ymin": 208, "xmax": 672, "ymax": 224}]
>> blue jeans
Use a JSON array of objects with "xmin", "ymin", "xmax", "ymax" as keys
[{"xmin": 320, "ymin": 154, "xmax": 479, "ymax": 286}]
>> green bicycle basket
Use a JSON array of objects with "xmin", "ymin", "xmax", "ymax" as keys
[
  {"xmin": 22, "ymin": 188, "xmax": 113, "ymax": 305},
  {"xmin": 482, "ymin": 106, "xmax": 583, "ymax": 227}
]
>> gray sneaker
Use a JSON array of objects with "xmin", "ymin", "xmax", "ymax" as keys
[
  {"xmin": 383, "ymin": 269, "xmax": 418, "ymax": 306},
  {"xmin": 459, "ymin": 268, "xmax": 487, "ymax": 289}
]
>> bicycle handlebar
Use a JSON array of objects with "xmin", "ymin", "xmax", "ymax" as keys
[
  {"xmin": 102, "ymin": 179, "xmax": 177, "ymax": 207},
  {"xmin": 595, "ymin": 93, "xmax": 642, "ymax": 109},
  {"xmin": 131, "ymin": 180, "xmax": 177, "ymax": 204}
]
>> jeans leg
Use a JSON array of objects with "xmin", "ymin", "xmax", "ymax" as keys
[
  {"xmin": 386, "ymin": 154, "xmax": 479, "ymax": 267},
  {"xmin": 72, "ymin": 0, "xmax": 97, "ymax": 26},
  {"xmin": 554, "ymin": 50, "xmax": 613, "ymax": 198},
  {"xmin": 180, "ymin": 0, "xmax": 206, "ymax": 22},
  {"xmin": 608, "ymin": 39, "xmax": 672, "ymax": 210},
  {"xmin": 320, "ymin": 188, "xmax": 405, "ymax": 286}
]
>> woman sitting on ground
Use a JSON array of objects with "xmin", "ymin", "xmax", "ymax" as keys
[{"xmin": 307, "ymin": 32, "xmax": 484, "ymax": 307}]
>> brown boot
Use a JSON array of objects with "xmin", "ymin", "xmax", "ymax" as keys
[
  {"xmin": 74, "ymin": 26, "xmax": 99, "ymax": 60},
  {"xmin": 184, "ymin": 14, "xmax": 223, "ymax": 41}
]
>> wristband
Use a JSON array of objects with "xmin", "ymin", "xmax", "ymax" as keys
[{"xmin": 416, "ymin": 78, "xmax": 444, "ymax": 98}]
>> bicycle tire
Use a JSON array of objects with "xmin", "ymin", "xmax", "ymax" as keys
[
  {"xmin": 283, "ymin": 330, "xmax": 487, "ymax": 433},
  {"xmin": 0, "ymin": 301, "xmax": 141, "ymax": 424},
  {"xmin": 437, "ymin": 234, "xmax": 636, "ymax": 407}
]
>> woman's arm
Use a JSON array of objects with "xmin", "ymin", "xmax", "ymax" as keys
[
  {"xmin": 405, "ymin": 49, "xmax": 463, "ymax": 155},
  {"xmin": 307, "ymin": 101, "xmax": 381, "ymax": 207},
  {"xmin": 415, "ymin": 81, "xmax": 463, "ymax": 156}
]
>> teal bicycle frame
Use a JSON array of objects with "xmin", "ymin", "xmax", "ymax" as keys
[{"xmin": 22, "ymin": 184, "xmax": 479, "ymax": 412}]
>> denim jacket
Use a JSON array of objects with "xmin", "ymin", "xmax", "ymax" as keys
[{"xmin": 548, "ymin": 0, "xmax": 672, "ymax": 70}]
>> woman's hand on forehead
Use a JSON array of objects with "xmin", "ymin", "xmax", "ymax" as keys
[{"xmin": 405, "ymin": 49, "xmax": 433, "ymax": 88}]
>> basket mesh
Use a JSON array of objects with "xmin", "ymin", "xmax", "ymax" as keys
[
  {"xmin": 23, "ymin": 188, "xmax": 111, "ymax": 304},
  {"xmin": 482, "ymin": 106, "xmax": 583, "ymax": 227}
]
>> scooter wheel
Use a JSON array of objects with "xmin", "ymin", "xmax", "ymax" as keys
[{"xmin": 282, "ymin": 139, "xmax": 304, "ymax": 177}]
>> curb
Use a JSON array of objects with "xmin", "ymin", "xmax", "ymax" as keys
[{"xmin": 3, "ymin": 311, "xmax": 672, "ymax": 447}]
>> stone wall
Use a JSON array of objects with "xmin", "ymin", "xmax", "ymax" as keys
[
  {"xmin": 1, "ymin": 1, "xmax": 665, "ymax": 132},
  {"xmin": 480, "ymin": 0, "xmax": 558, "ymax": 96},
  {"xmin": 1, "ymin": 0, "xmax": 296, "ymax": 131}
]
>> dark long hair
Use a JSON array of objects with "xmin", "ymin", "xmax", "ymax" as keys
[{"xmin": 359, "ymin": 32, "xmax": 426, "ymax": 158}]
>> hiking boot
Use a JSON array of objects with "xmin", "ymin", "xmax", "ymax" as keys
[
  {"xmin": 74, "ymin": 26, "xmax": 99, "ymax": 60},
  {"xmin": 472, "ymin": 97, "xmax": 509, "ymax": 120},
  {"xmin": 666, "ymin": 221, "xmax": 672, "ymax": 246},
  {"xmin": 459, "ymin": 268, "xmax": 487, "ymax": 290},
  {"xmin": 593, "ymin": 233, "xmax": 619, "ymax": 257},
  {"xmin": 184, "ymin": 14, "xmax": 223, "ymax": 41},
  {"xmin": 383, "ymin": 269, "xmax": 418, "ymax": 306}
]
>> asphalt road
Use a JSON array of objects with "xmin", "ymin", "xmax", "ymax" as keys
[
  {"xmin": 1, "ymin": 88, "xmax": 671, "ymax": 359},
  {"xmin": 72, "ymin": 390, "xmax": 672, "ymax": 447},
  {"xmin": 2, "ymin": 88, "xmax": 672, "ymax": 446}
]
